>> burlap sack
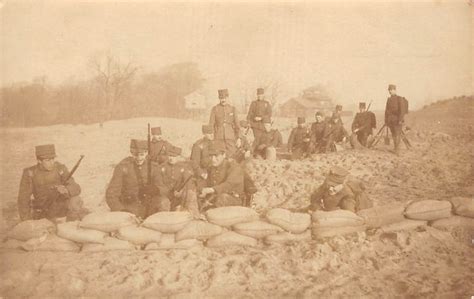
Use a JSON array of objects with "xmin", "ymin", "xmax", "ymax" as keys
[
  {"xmin": 175, "ymin": 220, "xmax": 223, "ymax": 241},
  {"xmin": 1, "ymin": 239, "xmax": 26, "ymax": 250},
  {"xmin": 266, "ymin": 208, "xmax": 311, "ymax": 233},
  {"xmin": 116, "ymin": 225, "xmax": 162, "ymax": 245},
  {"xmin": 206, "ymin": 231, "xmax": 258, "ymax": 248},
  {"xmin": 265, "ymin": 230, "xmax": 312, "ymax": 244},
  {"xmin": 233, "ymin": 221, "xmax": 283, "ymax": 238},
  {"xmin": 449, "ymin": 197, "xmax": 474, "ymax": 218},
  {"xmin": 430, "ymin": 216, "xmax": 474, "ymax": 230},
  {"xmin": 379, "ymin": 219, "xmax": 427, "ymax": 233},
  {"xmin": 81, "ymin": 237, "xmax": 136, "ymax": 252},
  {"xmin": 205, "ymin": 206, "xmax": 259, "ymax": 227},
  {"xmin": 7, "ymin": 219, "xmax": 56, "ymax": 241},
  {"xmin": 312, "ymin": 225, "xmax": 367, "ymax": 238},
  {"xmin": 80, "ymin": 212, "xmax": 139, "ymax": 233},
  {"xmin": 23, "ymin": 234, "xmax": 80, "ymax": 252},
  {"xmin": 357, "ymin": 202, "xmax": 407, "ymax": 229},
  {"xmin": 312, "ymin": 210, "xmax": 364, "ymax": 228},
  {"xmin": 145, "ymin": 234, "xmax": 201, "ymax": 250},
  {"xmin": 57, "ymin": 221, "xmax": 107, "ymax": 244},
  {"xmin": 142, "ymin": 211, "xmax": 193, "ymax": 233},
  {"xmin": 404, "ymin": 200, "xmax": 452, "ymax": 221}
]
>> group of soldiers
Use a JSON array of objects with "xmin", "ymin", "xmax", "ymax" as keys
[{"xmin": 17, "ymin": 84, "xmax": 408, "ymax": 222}]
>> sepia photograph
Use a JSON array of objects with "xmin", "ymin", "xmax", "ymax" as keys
[{"xmin": 0, "ymin": 0, "xmax": 473, "ymax": 297}]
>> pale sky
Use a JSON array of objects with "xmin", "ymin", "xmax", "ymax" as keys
[{"xmin": 1, "ymin": 1, "xmax": 472, "ymax": 110}]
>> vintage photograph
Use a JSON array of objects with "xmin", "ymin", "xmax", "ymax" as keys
[{"xmin": 0, "ymin": 0, "xmax": 473, "ymax": 297}]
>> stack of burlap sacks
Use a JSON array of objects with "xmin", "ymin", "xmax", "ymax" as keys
[{"xmin": 2, "ymin": 197, "xmax": 472, "ymax": 251}]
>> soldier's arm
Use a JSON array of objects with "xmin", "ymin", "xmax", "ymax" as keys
[
  {"xmin": 105, "ymin": 163, "xmax": 126, "ymax": 211},
  {"xmin": 59, "ymin": 164, "xmax": 81, "ymax": 197},
  {"xmin": 212, "ymin": 163, "xmax": 243, "ymax": 194},
  {"xmin": 18, "ymin": 169, "xmax": 33, "ymax": 220}
]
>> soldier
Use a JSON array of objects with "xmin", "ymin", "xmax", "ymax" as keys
[
  {"xmin": 106, "ymin": 139, "xmax": 165, "ymax": 219},
  {"xmin": 351, "ymin": 102, "xmax": 377, "ymax": 147},
  {"xmin": 253, "ymin": 117, "xmax": 283, "ymax": 160},
  {"xmin": 190, "ymin": 124, "xmax": 214, "ymax": 179},
  {"xmin": 287, "ymin": 117, "xmax": 312, "ymax": 160},
  {"xmin": 332, "ymin": 104, "xmax": 344, "ymax": 124},
  {"xmin": 321, "ymin": 114, "xmax": 349, "ymax": 152},
  {"xmin": 149, "ymin": 126, "xmax": 176, "ymax": 164},
  {"xmin": 385, "ymin": 84, "xmax": 408, "ymax": 155},
  {"xmin": 308, "ymin": 166, "xmax": 372, "ymax": 213},
  {"xmin": 18, "ymin": 144, "xmax": 88, "ymax": 221},
  {"xmin": 310, "ymin": 111, "xmax": 327, "ymax": 153},
  {"xmin": 247, "ymin": 87, "xmax": 272, "ymax": 143},
  {"xmin": 209, "ymin": 89, "xmax": 240, "ymax": 156},
  {"xmin": 199, "ymin": 143, "xmax": 245, "ymax": 209},
  {"xmin": 155, "ymin": 146, "xmax": 200, "ymax": 218},
  {"xmin": 233, "ymin": 120, "xmax": 253, "ymax": 163}
]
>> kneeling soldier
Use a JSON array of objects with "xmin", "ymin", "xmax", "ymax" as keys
[
  {"xmin": 106, "ymin": 139, "xmax": 165, "ymax": 219},
  {"xmin": 18, "ymin": 144, "xmax": 88, "ymax": 221},
  {"xmin": 155, "ymin": 146, "xmax": 200, "ymax": 218},
  {"xmin": 200, "ymin": 143, "xmax": 245, "ymax": 209},
  {"xmin": 288, "ymin": 117, "xmax": 312, "ymax": 159},
  {"xmin": 308, "ymin": 166, "xmax": 372, "ymax": 213}
]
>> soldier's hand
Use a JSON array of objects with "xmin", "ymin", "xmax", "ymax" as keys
[
  {"xmin": 254, "ymin": 116, "xmax": 262, "ymax": 121},
  {"xmin": 54, "ymin": 185, "xmax": 69, "ymax": 196},
  {"xmin": 201, "ymin": 187, "xmax": 215, "ymax": 196},
  {"xmin": 200, "ymin": 172, "xmax": 208, "ymax": 180}
]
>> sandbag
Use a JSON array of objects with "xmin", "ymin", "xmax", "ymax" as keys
[
  {"xmin": 379, "ymin": 219, "xmax": 427, "ymax": 233},
  {"xmin": 265, "ymin": 230, "xmax": 312, "ymax": 244},
  {"xmin": 175, "ymin": 220, "xmax": 223, "ymax": 241},
  {"xmin": 116, "ymin": 225, "xmax": 162, "ymax": 245},
  {"xmin": 7, "ymin": 219, "xmax": 56, "ymax": 241},
  {"xmin": 357, "ymin": 202, "xmax": 407, "ymax": 229},
  {"xmin": 449, "ymin": 197, "xmax": 474, "ymax": 218},
  {"xmin": 1, "ymin": 239, "xmax": 26, "ymax": 250},
  {"xmin": 430, "ymin": 216, "xmax": 474, "ymax": 230},
  {"xmin": 312, "ymin": 210, "xmax": 364, "ymax": 228},
  {"xmin": 266, "ymin": 208, "xmax": 311, "ymax": 233},
  {"xmin": 145, "ymin": 234, "xmax": 201, "ymax": 250},
  {"xmin": 81, "ymin": 237, "xmax": 136, "ymax": 252},
  {"xmin": 206, "ymin": 231, "xmax": 258, "ymax": 247},
  {"xmin": 233, "ymin": 221, "xmax": 283, "ymax": 238},
  {"xmin": 404, "ymin": 200, "xmax": 452, "ymax": 221},
  {"xmin": 57, "ymin": 221, "xmax": 107, "ymax": 244},
  {"xmin": 79, "ymin": 212, "xmax": 139, "ymax": 233},
  {"xmin": 23, "ymin": 234, "xmax": 80, "ymax": 252},
  {"xmin": 142, "ymin": 211, "xmax": 193, "ymax": 233},
  {"xmin": 205, "ymin": 206, "xmax": 259, "ymax": 227},
  {"xmin": 312, "ymin": 225, "xmax": 367, "ymax": 238}
]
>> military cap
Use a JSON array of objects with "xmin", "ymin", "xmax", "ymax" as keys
[
  {"xmin": 262, "ymin": 116, "xmax": 272, "ymax": 124},
  {"xmin": 297, "ymin": 117, "xmax": 306, "ymax": 124},
  {"xmin": 130, "ymin": 139, "xmax": 148, "ymax": 152},
  {"xmin": 239, "ymin": 120, "xmax": 249, "ymax": 128},
  {"xmin": 167, "ymin": 146, "xmax": 182, "ymax": 157},
  {"xmin": 151, "ymin": 127, "xmax": 162, "ymax": 135},
  {"xmin": 335, "ymin": 105, "xmax": 343, "ymax": 111},
  {"xmin": 218, "ymin": 89, "xmax": 229, "ymax": 99},
  {"xmin": 208, "ymin": 143, "xmax": 226, "ymax": 156},
  {"xmin": 202, "ymin": 125, "xmax": 213, "ymax": 134},
  {"xmin": 359, "ymin": 102, "xmax": 366, "ymax": 109},
  {"xmin": 257, "ymin": 88, "xmax": 265, "ymax": 95},
  {"xmin": 388, "ymin": 84, "xmax": 396, "ymax": 90},
  {"xmin": 326, "ymin": 166, "xmax": 349, "ymax": 185},
  {"xmin": 35, "ymin": 144, "xmax": 56, "ymax": 159}
]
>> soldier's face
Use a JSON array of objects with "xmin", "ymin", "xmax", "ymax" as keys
[
  {"xmin": 257, "ymin": 94, "xmax": 264, "ymax": 101},
  {"xmin": 389, "ymin": 89, "xmax": 396, "ymax": 96},
  {"xmin": 359, "ymin": 107, "xmax": 365, "ymax": 113},
  {"xmin": 298, "ymin": 123, "xmax": 305, "ymax": 128},
  {"xmin": 264, "ymin": 123, "xmax": 272, "ymax": 132},
  {"xmin": 211, "ymin": 153, "xmax": 225, "ymax": 167},
  {"xmin": 315, "ymin": 115, "xmax": 323, "ymax": 122},
  {"xmin": 39, "ymin": 158, "xmax": 55, "ymax": 171},
  {"xmin": 219, "ymin": 97, "xmax": 227, "ymax": 105},
  {"xmin": 153, "ymin": 134, "xmax": 162, "ymax": 141},
  {"xmin": 327, "ymin": 182, "xmax": 344, "ymax": 195},
  {"xmin": 131, "ymin": 151, "xmax": 147, "ymax": 165}
]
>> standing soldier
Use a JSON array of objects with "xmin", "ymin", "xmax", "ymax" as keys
[
  {"xmin": 385, "ymin": 84, "xmax": 408, "ymax": 155},
  {"xmin": 310, "ymin": 111, "xmax": 327, "ymax": 153},
  {"xmin": 17, "ymin": 144, "xmax": 88, "ymax": 221},
  {"xmin": 155, "ymin": 147, "xmax": 200, "ymax": 218},
  {"xmin": 149, "ymin": 126, "xmax": 176, "ymax": 164},
  {"xmin": 253, "ymin": 117, "xmax": 283, "ymax": 160},
  {"xmin": 287, "ymin": 117, "xmax": 312, "ymax": 160},
  {"xmin": 199, "ymin": 143, "xmax": 246, "ymax": 210},
  {"xmin": 106, "ymin": 139, "xmax": 165, "ymax": 219},
  {"xmin": 209, "ymin": 89, "xmax": 240, "ymax": 156},
  {"xmin": 247, "ymin": 88, "xmax": 272, "ymax": 145},
  {"xmin": 351, "ymin": 102, "xmax": 377, "ymax": 147}
]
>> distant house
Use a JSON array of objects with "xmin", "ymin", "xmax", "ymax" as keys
[{"xmin": 279, "ymin": 86, "xmax": 334, "ymax": 118}]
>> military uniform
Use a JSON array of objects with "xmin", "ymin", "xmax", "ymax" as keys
[
  {"xmin": 288, "ymin": 117, "xmax": 312, "ymax": 160},
  {"xmin": 206, "ymin": 159, "xmax": 245, "ymax": 207},
  {"xmin": 310, "ymin": 115, "xmax": 327, "ymax": 153},
  {"xmin": 385, "ymin": 85, "xmax": 406, "ymax": 153},
  {"xmin": 254, "ymin": 126, "xmax": 283, "ymax": 160},
  {"xmin": 18, "ymin": 144, "xmax": 87, "ymax": 221},
  {"xmin": 149, "ymin": 127, "xmax": 176, "ymax": 164},
  {"xmin": 320, "ymin": 117, "xmax": 348, "ymax": 152},
  {"xmin": 247, "ymin": 88, "xmax": 272, "ymax": 143},
  {"xmin": 209, "ymin": 89, "xmax": 240, "ymax": 156},
  {"xmin": 351, "ymin": 103, "xmax": 376, "ymax": 147},
  {"xmin": 190, "ymin": 137, "xmax": 213, "ymax": 177}
]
